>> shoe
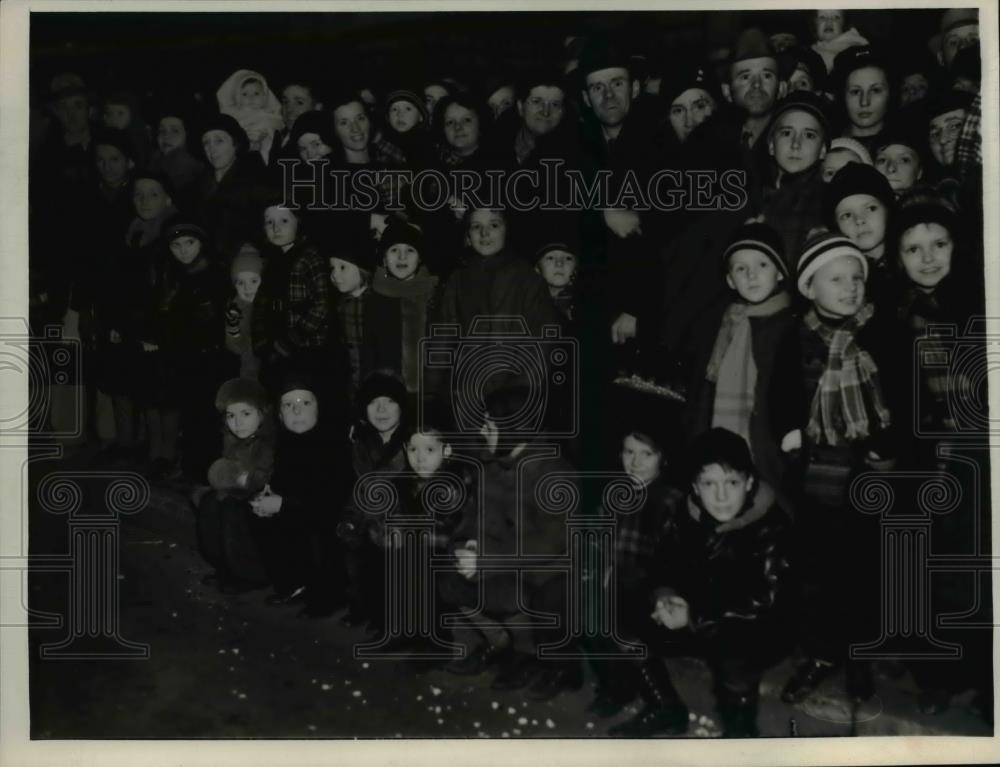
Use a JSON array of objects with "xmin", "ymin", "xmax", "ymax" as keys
[
  {"xmin": 266, "ymin": 586, "xmax": 307, "ymax": 606},
  {"xmin": 917, "ymin": 687, "xmax": 951, "ymax": 716},
  {"xmin": 490, "ymin": 652, "xmax": 540, "ymax": 691},
  {"xmin": 781, "ymin": 658, "xmax": 837, "ymax": 704},
  {"xmin": 525, "ymin": 663, "xmax": 583, "ymax": 701},
  {"xmin": 445, "ymin": 642, "xmax": 513, "ymax": 676},
  {"xmin": 845, "ymin": 660, "xmax": 875, "ymax": 703},
  {"xmin": 587, "ymin": 690, "xmax": 634, "ymax": 718},
  {"xmin": 608, "ymin": 659, "xmax": 688, "ymax": 737}
]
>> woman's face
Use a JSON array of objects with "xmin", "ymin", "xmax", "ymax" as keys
[
  {"xmin": 844, "ymin": 67, "xmax": 889, "ymax": 131},
  {"xmin": 333, "ymin": 101, "xmax": 370, "ymax": 153},
  {"xmin": 158, "ymin": 116, "xmax": 187, "ymax": 153},
  {"xmin": 201, "ymin": 129, "xmax": 237, "ymax": 172},
  {"xmin": 296, "ymin": 131, "xmax": 333, "ymax": 161},
  {"xmin": 443, "ymin": 103, "xmax": 480, "ymax": 156},
  {"xmin": 668, "ymin": 87, "xmax": 716, "ymax": 143},
  {"xmin": 132, "ymin": 178, "xmax": 171, "ymax": 221}
]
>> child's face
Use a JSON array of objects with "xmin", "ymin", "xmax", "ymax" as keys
[
  {"xmin": 443, "ymin": 103, "xmax": 480, "ymax": 156},
  {"xmin": 899, "ymin": 223, "xmax": 953, "ymax": 291},
  {"xmin": 264, "ymin": 206, "xmax": 298, "ymax": 248},
  {"xmin": 519, "ymin": 85, "xmax": 566, "ymax": 137},
  {"xmin": 132, "ymin": 178, "xmax": 171, "ymax": 221},
  {"xmin": 333, "ymin": 101, "xmax": 370, "ymax": 153},
  {"xmin": 202, "ymin": 129, "xmax": 237, "ymax": 171},
  {"xmin": 225, "ymin": 402, "xmax": 262, "ymax": 439},
  {"xmin": 367, "ymin": 396, "xmax": 401, "ymax": 435},
  {"xmin": 814, "ymin": 10, "xmax": 844, "ymax": 42},
  {"xmin": 103, "ymin": 103, "xmax": 131, "ymax": 130},
  {"xmin": 728, "ymin": 57, "xmax": 780, "ymax": 117},
  {"xmin": 928, "ymin": 109, "xmax": 966, "ymax": 167},
  {"xmin": 239, "ymin": 80, "xmax": 266, "ymax": 109},
  {"xmin": 726, "ymin": 248, "xmax": 782, "ymax": 304},
  {"xmin": 330, "ymin": 257, "xmax": 364, "ymax": 294},
  {"xmin": 835, "ymin": 194, "xmax": 887, "ymax": 254},
  {"xmin": 805, "ymin": 254, "xmax": 866, "ymax": 318},
  {"xmin": 158, "ymin": 116, "xmax": 186, "ymax": 153},
  {"xmin": 280, "ymin": 389, "xmax": 318, "ymax": 434},
  {"xmin": 875, "ymin": 144, "xmax": 922, "ymax": 192},
  {"xmin": 234, "ymin": 271, "xmax": 261, "ymax": 302},
  {"xmin": 95, "ymin": 144, "xmax": 132, "ymax": 186},
  {"xmin": 297, "ymin": 132, "xmax": 333, "ymax": 161},
  {"xmin": 693, "ymin": 464, "xmax": 753, "ymax": 523},
  {"xmin": 424, "ymin": 84, "xmax": 449, "ymax": 118},
  {"xmin": 281, "ymin": 84, "xmax": 314, "ymax": 126},
  {"xmin": 467, "ymin": 209, "xmax": 507, "ymax": 257},
  {"xmin": 821, "ymin": 148, "xmax": 861, "ymax": 183},
  {"xmin": 768, "ymin": 110, "xmax": 826, "ymax": 175},
  {"xmin": 621, "ymin": 434, "xmax": 661, "ymax": 485},
  {"xmin": 170, "ymin": 235, "xmax": 202, "ymax": 266},
  {"xmin": 668, "ymin": 87, "xmax": 716, "ymax": 143},
  {"xmin": 844, "ymin": 67, "xmax": 889, "ymax": 130},
  {"xmin": 487, "ymin": 86, "xmax": 516, "ymax": 119},
  {"xmin": 536, "ymin": 249, "xmax": 577, "ymax": 290},
  {"xmin": 787, "ymin": 65, "xmax": 815, "ymax": 94},
  {"xmin": 406, "ymin": 432, "xmax": 449, "ymax": 477},
  {"xmin": 384, "ymin": 243, "xmax": 420, "ymax": 280},
  {"xmin": 388, "ymin": 100, "xmax": 422, "ymax": 133},
  {"xmin": 900, "ymin": 73, "xmax": 929, "ymax": 106}
]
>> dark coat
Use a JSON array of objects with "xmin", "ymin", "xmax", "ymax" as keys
[{"xmin": 196, "ymin": 153, "xmax": 275, "ymax": 259}]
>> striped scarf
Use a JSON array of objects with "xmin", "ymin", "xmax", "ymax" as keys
[
  {"xmin": 804, "ymin": 302, "xmax": 891, "ymax": 446},
  {"xmin": 705, "ymin": 292, "xmax": 791, "ymax": 448}
]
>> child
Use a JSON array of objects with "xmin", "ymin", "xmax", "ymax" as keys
[
  {"xmin": 779, "ymin": 229, "xmax": 898, "ymax": 706},
  {"xmin": 370, "ymin": 215, "xmax": 440, "ymax": 400},
  {"xmin": 328, "ymin": 241, "xmax": 382, "ymax": 398},
  {"xmin": 101, "ymin": 90, "xmax": 152, "ymax": 166},
  {"xmin": 217, "ymin": 69, "xmax": 285, "ymax": 164},
  {"xmin": 534, "ymin": 240, "xmax": 578, "ymax": 322},
  {"xmin": 249, "ymin": 373, "xmax": 352, "ymax": 617},
  {"xmin": 688, "ymin": 220, "xmax": 798, "ymax": 505},
  {"xmin": 197, "ymin": 377, "xmax": 276, "ymax": 594},
  {"xmin": 380, "ymin": 88, "xmax": 432, "ymax": 167},
  {"xmin": 608, "ymin": 427, "xmax": 790, "ymax": 737},
  {"xmin": 810, "ymin": 10, "xmax": 869, "ymax": 73},
  {"xmin": 873, "ymin": 123, "xmax": 926, "ymax": 196},
  {"xmin": 148, "ymin": 107, "xmax": 207, "ymax": 213},
  {"xmin": 820, "ymin": 136, "xmax": 872, "ymax": 183},
  {"xmin": 224, "ymin": 242, "xmax": 265, "ymax": 381},
  {"xmin": 825, "ymin": 162, "xmax": 896, "ymax": 307}
]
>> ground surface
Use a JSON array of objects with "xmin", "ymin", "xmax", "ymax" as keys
[{"xmin": 26, "ymin": 444, "xmax": 993, "ymax": 741}]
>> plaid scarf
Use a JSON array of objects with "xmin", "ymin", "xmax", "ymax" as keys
[
  {"xmin": 706, "ymin": 292, "xmax": 790, "ymax": 448},
  {"xmin": 804, "ymin": 302, "xmax": 891, "ymax": 446}
]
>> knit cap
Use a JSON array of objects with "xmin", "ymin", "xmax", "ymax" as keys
[
  {"xmin": 824, "ymin": 162, "xmax": 894, "ymax": 225},
  {"xmin": 730, "ymin": 27, "xmax": 777, "ymax": 66},
  {"xmin": 200, "ymin": 113, "xmax": 250, "ymax": 155},
  {"xmin": 231, "ymin": 242, "xmax": 264, "ymax": 279},
  {"xmin": 766, "ymin": 90, "xmax": 832, "ymax": 147},
  {"xmin": 385, "ymin": 88, "xmax": 429, "ymax": 124},
  {"xmin": 93, "ymin": 127, "xmax": 136, "ymax": 161},
  {"xmin": 828, "ymin": 137, "xmax": 872, "ymax": 166},
  {"xmin": 796, "ymin": 229, "xmax": 868, "ymax": 295},
  {"xmin": 163, "ymin": 215, "xmax": 208, "ymax": 245},
  {"xmin": 890, "ymin": 198, "xmax": 958, "ymax": 255},
  {"xmin": 215, "ymin": 377, "xmax": 270, "ymax": 413},
  {"xmin": 660, "ymin": 61, "xmax": 722, "ymax": 108},
  {"xmin": 358, "ymin": 370, "xmax": 407, "ymax": 410},
  {"xmin": 722, "ymin": 220, "xmax": 789, "ymax": 279},
  {"xmin": 687, "ymin": 427, "xmax": 755, "ymax": 484},
  {"xmin": 379, "ymin": 216, "xmax": 424, "ymax": 257}
]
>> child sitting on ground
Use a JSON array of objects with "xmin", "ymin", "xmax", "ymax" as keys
[{"xmin": 217, "ymin": 69, "xmax": 285, "ymax": 164}]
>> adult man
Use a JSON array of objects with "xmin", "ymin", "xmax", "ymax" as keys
[{"xmin": 722, "ymin": 28, "xmax": 787, "ymax": 150}]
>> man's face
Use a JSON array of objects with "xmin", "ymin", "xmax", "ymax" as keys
[
  {"xmin": 54, "ymin": 94, "xmax": 89, "ymax": 134},
  {"xmin": 281, "ymin": 84, "xmax": 314, "ymax": 127},
  {"xmin": 668, "ymin": 87, "xmax": 716, "ymax": 143},
  {"xmin": 728, "ymin": 57, "xmax": 780, "ymax": 117},
  {"xmin": 768, "ymin": 109, "xmax": 826, "ymax": 175},
  {"xmin": 875, "ymin": 144, "xmax": 922, "ymax": 192},
  {"xmin": 693, "ymin": 464, "xmax": 753, "ymax": 523},
  {"xmin": 95, "ymin": 144, "xmax": 132, "ymax": 187},
  {"xmin": 835, "ymin": 194, "xmax": 887, "ymax": 254},
  {"xmin": 928, "ymin": 108, "xmax": 966, "ymax": 166},
  {"xmin": 942, "ymin": 23, "xmax": 979, "ymax": 68},
  {"xmin": 805, "ymin": 254, "xmax": 866, "ymax": 318},
  {"xmin": 582, "ymin": 67, "xmax": 636, "ymax": 129},
  {"xmin": 280, "ymin": 389, "xmax": 318, "ymax": 434},
  {"xmin": 519, "ymin": 85, "xmax": 566, "ymax": 137}
]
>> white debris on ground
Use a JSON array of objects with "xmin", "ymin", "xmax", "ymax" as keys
[
  {"xmin": 430, "ymin": 686, "xmax": 442, "ymax": 696},
  {"xmin": 545, "ymin": 719, "xmax": 555, "ymax": 729}
]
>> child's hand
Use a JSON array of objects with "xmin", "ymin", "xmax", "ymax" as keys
[
  {"xmin": 651, "ymin": 595, "xmax": 689, "ymax": 630},
  {"xmin": 603, "ymin": 208, "xmax": 642, "ymax": 239},
  {"xmin": 109, "ymin": 329, "xmax": 122, "ymax": 344},
  {"xmin": 780, "ymin": 429, "xmax": 802, "ymax": 453},
  {"xmin": 236, "ymin": 471, "xmax": 249, "ymax": 488},
  {"xmin": 249, "ymin": 492, "xmax": 282, "ymax": 517},
  {"xmin": 455, "ymin": 540, "xmax": 478, "ymax": 580},
  {"xmin": 225, "ymin": 304, "xmax": 242, "ymax": 334},
  {"xmin": 611, "ymin": 313, "xmax": 637, "ymax": 344}
]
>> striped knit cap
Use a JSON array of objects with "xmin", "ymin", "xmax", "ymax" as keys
[
  {"xmin": 796, "ymin": 229, "xmax": 868, "ymax": 296},
  {"xmin": 722, "ymin": 220, "xmax": 789, "ymax": 280}
]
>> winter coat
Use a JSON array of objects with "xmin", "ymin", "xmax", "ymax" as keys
[
  {"xmin": 371, "ymin": 266, "xmax": 440, "ymax": 393},
  {"xmin": 208, "ymin": 416, "xmax": 276, "ymax": 497},
  {"xmin": 269, "ymin": 424, "xmax": 352, "ymax": 524},
  {"xmin": 196, "ymin": 153, "xmax": 275, "ymax": 258}
]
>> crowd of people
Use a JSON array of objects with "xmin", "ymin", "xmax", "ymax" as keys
[{"xmin": 29, "ymin": 7, "xmax": 990, "ymax": 737}]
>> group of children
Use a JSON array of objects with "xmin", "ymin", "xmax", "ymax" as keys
[{"xmin": 30, "ymin": 7, "xmax": 989, "ymax": 738}]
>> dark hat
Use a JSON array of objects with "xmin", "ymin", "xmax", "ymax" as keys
[
  {"xmin": 131, "ymin": 168, "xmax": 175, "ymax": 201},
  {"xmin": 163, "ymin": 214, "xmax": 209, "ymax": 245},
  {"xmin": 329, "ymin": 239, "xmax": 376, "ymax": 275},
  {"xmin": 383, "ymin": 89, "xmax": 429, "ymax": 124},
  {"xmin": 796, "ymin": 229, "xmax": 867, "ymax": 295},
  {"xmin": 230, "ymin": 242, "xmax": 264, "ymax": 278},
  {"xmin": 925, "ymin": 89, "xmax": 974, "ymax": 121},
  {"xmin": 722, "ymin": 220, "xmax": 788, "ymax": 279},
  {"xmin": 687, "ymin": 427, "xmax": 756, "ymax": 483},
  {"xmin": 660, "ymin": 61, "xmax": 722, "ymax": 108},
  {"xmin": 766, "ymin": 91, "xmax": 832, "ymax": 147},
  {"xmin": 824, "ymin": 162, "xmax": 894, "ymax": 224},
  {"xmin": 48, "ymin": 72, "xmax": 88, "ymax": 103},
  {"xmin": 358, "ymin": 370, "xmax": 407, "ymax": 409},
  {"xmin": 730, "ymin": 27, "xmax": 777, "ymax": 67},
  {"xmin": 577, "ymin": 35, "xmax": 633, "ymax": 81},
  {"xmin": 831, "ymin": 46, "xmax": 890, "ymax": 93},
  {"xmin": 200, "ymin": 113, "xmax": 250, "ymax": 155},
  {"xmin": 289, "ymin": 109, "xmax": 336, "ymax": 151},
  {"xmin": 950, "ymin": 46, "xmax": 981, "ymax": 84},
  {"xmin": 92, "ymin": 127, "xmax": 136, "ymax": 161},
  {"xmin": 277, "ymin": 369, "xmax": 319, "ymax": 400},
  {"xmin": 778, "ymin": 46, "xmax": 828, "ymax": 92},
  {"xmin": 939, "ymin": 8, "xmax": 978, "ymax": 36},
  {"xmin": 891, "ymin": 197, "xmax": 959, "ymax": 256},
  {"xmin": 214, "ymin": 377, "xmax": 270, "ymax": 413},
  {"xmin": 379, "ymin": 215, "xmax": 423, "ymax": 257},
  {"xmin": 535, "ymin": 239, "xmax": 579, "ymax": 262},
  {"xmin": 872, "ymin": 112, "xmax": 927, "ymax": 157}
]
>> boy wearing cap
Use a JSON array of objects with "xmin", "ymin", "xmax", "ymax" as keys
[
  {"xmin": 779, "ymin": 229, "xmax": 899, "ymax": 705},
  {"xmin": 873, "ymin": 123, "xmax": 926, "ymax": 196}
]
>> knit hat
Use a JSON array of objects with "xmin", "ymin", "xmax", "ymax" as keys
[
  {"xmin": 730, "ymin": 28, "xmax": 777, "ymax": 67},
  {"xmin": 379, "ymin": 216, "xmax": 423, "ymax": 257},
  {"xmin": 163, "ymin": 215, "xmax": 208, "ymax": 245},
  {"xmin": 200, "ymin": 113, "xmax": 250, "ymax": 155},
  {"xmin": 829, "ymin": 137, "xmax": 873, "ymax": 166},
  {"xmin": 778, "ymin": 46, "xmax": 828, "ymax": 92},
  {"xmin": 722, "ymin": 220, "xmax": 788, "ymax": 279},
  {"xmin": 660, "ymin": 61, "xmax": 722, "ymax": 109},
  {"xmin": 831, "ymin": 46, "xmax": 890, "ymax": 94},
  {"xmin": 824, "ymin": 162, "xmax": 894, "ymax": 225},
  {"xmin": 890, "ymin": 198, "xmax": 958, "ymax": 257},
  {"xmin": 289, "ymin": 109, "xmax": 337, "ymax": 152},
  {"xmin": 796, "ymin": 229, "xmax": 868, "ymax": 295},
  {"xmin": 131, "ymin": 168, "xmax": 175, "ymax": 201},
  {"xmin": 384, "ymin": 89, "xmax": 429, "ymax": 124},
  {"xmin": 924, "ymin": 89, "xmax": 974, "ymax": 121},
  {"xmin": 214, "ymin": 377, "xmax": 270, "ymax": 413},
  {"xmin": 92, "ymin": 127, "xmax": 136, "ymax": 161},
  {"xmin": 230, "ymin": 242, "xmax": 264, "ymax": 279},
  {"xmin": 766, "ymin": 90, "xmax": 832, "ymax": 147},
  {"xmin": 330, "ymin": 241, "xmax": 375, "ymax": 275},
  {"xmin": 535, "ymin": 239, "xmax": 579, "ymax": 263},
  {"xmin": 687, "ymin": 427, "xmax": 756, "ymax": 484},
  {"xmin": 277, "ymin": 368, "xmax": 318, "ymax": 400},
  {"xmin": 358, "ymin": 370, "xmax": 407, "ymax": 410}
]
